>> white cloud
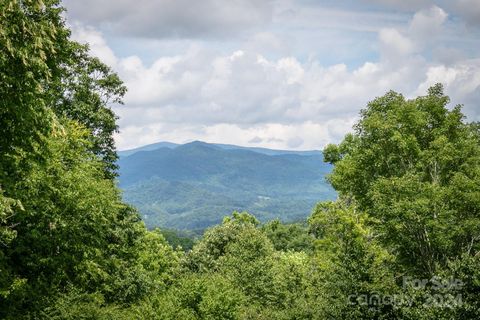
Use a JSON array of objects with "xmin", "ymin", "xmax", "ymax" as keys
[
  {"xmin": 70, "ymin": 24, "xmax": 117, "ymax": 66},
  {"xmin": 409, "ymin": 6, "xmax": 448, "ymax": 43},
  {"xmin": 416, "ymin": 59, "xmax": 480, "ymax": 120},
  {"xmin": 448, "ymin": 0, "xmax": 480, "ymax": 26},
  {"xmin": 69, "ymin": 4, "xmax": 480, "ymax": 151},
  {"xmin": 363, "ymin": 0, "xmax": 480, "ymax": 29},
  {"xmin": 64, "ymin": 0, "xmax": 273, "ymax": 39},
  {"xmin": 108, "ymin": 39, "xmax": 479, "ymax": 150},
  {"xmin": 363, "ymin": 0, "xmax": 433, "ymax": 11},
  {"xmin": 378, "ymin": 5, "xmax": 447, "ymax": 61},
  {"xmin": 379, "ymin": 28, "xmax": 415, "ymax": 58}
]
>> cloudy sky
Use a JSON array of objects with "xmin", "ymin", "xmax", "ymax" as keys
[{"xmin": 63, "ymin": 0, "xmax": 480, "ymax": 151}]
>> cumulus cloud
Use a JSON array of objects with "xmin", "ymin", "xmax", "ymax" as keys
[
  {"xmin": 378, "ymin": 5, "xmax": 447, "ymax": 59},
  {"xmin": 408, "ymin": 6, "xmax": 448, "ymax": 43},
  {"xmin": 445, "ymin": 0, "xmax": 480, "ymax": 26},
  {"xmin": 363, "ymin": 0, "xmax": 480, "ymax": 29},
  {"xmin": 69, "ymin": 3, "xmax": 480, "ymax": 151},
  {"xmin": 416, "ymin": 59, "xmax": 480, "ymax": 119},
  {"xmin": 361, "ymin": 0, "xmax": 432, "ymax": 12},
  {"xmin": 379, "ymin": 28, "xmax": 415, "ymax": 59},
  {"xmin": 248, "ymin": 136, "xmax": 263, "ymax": 144},
  {"xmin": 70, "ymin": 24, "xmax": 118, "ymax": 66},
  {"xmin": 63, "ymin": 0, "xmax": 273, "ymax": 39}
]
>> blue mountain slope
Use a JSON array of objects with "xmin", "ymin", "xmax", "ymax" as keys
[
  {"xmin": 118, "ymin": 142, "xmax": 179, "ymax": 157},
  {"xmin": 117, "ymin": 141, "xmax": 336, "ymax": 229},
  {"xmin": 213, "ymin": 143, "xmax": 323, "ymax": 156},
  {"xmin": 118, "ymin": 140, "xmax": 322, "ymax": 157}
]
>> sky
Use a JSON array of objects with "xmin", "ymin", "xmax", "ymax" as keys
[{"xmin": 63, "ymin": 0, "xmax": 480, "ymax": 151}]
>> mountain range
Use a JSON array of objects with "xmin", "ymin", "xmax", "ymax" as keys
[{"xmin": 117, "ymin": 141, "xmax": 336, "ymax": 230}]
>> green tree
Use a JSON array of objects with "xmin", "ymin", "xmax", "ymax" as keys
[
  {"xmin": 0, "ymin": 0, "xmax": 66, "ymax": 161},
  {"xmin": 0, "ymin": 192, "xmax": 24, "ymax": 301},
  {"xmin": 261, "ymin": 219, "xmax": 314, "ymax": 252},
  {"xmin": 0, "ymin": 0, "xmax": 126, "ymax": 182},
  {"xmin": 133, "ymin": 274, "xmax": 246, "ymax": 320},
  {"xmin": 52, "ymin": 53, "xmax": 126, "ymax": 179},
  {"xmin": 0, "ymin": 121, "xmax": 143, "ymax": 316},
  {"xmin": 42, "ymin": 288, "xmax": 135, "ymax": 320},
  {"xmin": 324, "ymin": 84, "xmax": 480, "ymax": 276},
  {"xmin": 0, "ymin": 0, "xmax": 162, "ymax": 317},
  {"xmin": 185, "ymin": 211, "xmax": 261, "ymax": 273},
  {"xmin": 159, "ymin": 228, "xmax": 196, "ymax": 251},
  {"xmin": 308, "ymin": 201, "xmax": 397, "ymax": 319},
  {"xmin": 185, "ymin": 212, "xmax": 315, "ymax": 317}
]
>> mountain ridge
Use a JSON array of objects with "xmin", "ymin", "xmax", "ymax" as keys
[
  {"xmin": 118, "ymin": 141, "xmax": 335, "ymax": 229},
  {"xmin": 118, "ymin": 140, "xmax": 323, "ymax": 157}
]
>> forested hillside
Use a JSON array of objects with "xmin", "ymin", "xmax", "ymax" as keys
[
  {"xmin": 118, "ymin": 141, "xmax": 335, "ymax": 229},
  {"xmin": 1, "ymin": 1, "xmax": 479, "ymax": 319}
]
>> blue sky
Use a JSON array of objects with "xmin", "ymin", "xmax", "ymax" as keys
[{"xmin": 63, "ymin": 0, "xmax": 480, "ymax": 150}]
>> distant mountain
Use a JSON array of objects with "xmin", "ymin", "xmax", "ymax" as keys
[
  {"xmin": 118, "ymin": 142, "xmax": 178, "ymax": 157},
  {"xmin": 117, "ymin": 141, "xmax": 336, "ymax": 230},
  {"xmin": 118, "ymin": 140, "xmax": 323, "ymax": 157},
  {"xmin": 209, "ymin": 143, "xmax": 323, "ymax": 156}
]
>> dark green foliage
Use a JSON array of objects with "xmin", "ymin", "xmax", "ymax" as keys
[
  {"xmin": 1, "ymin": 0, "xmax": 478, "ymax": 317},
  {"xmin": 53, "ymin": 53, "xmax": 126, "ymax": 179},
  {"xmin": 0, "ymin": 0, "xmax": 174, "ymax": 318},
  {"xmin": 0, "ymin": 0, "xmax": 64, "ymax": 161},
  {"xmin": 321, "ymin": 85, "xmax": 480, "ymax": 319},
  {"xmin": 185, "ymin": 211, "xmax": 263, "ymax": 272},
  {"xmin": 261, "ymin": 219, "xmax": 314, "ymax": 252},
  {"xmin": 42, "ymin": 289, "xmax": 135, "ymax": 320},
  {"xmin": 176, "ymin": 212, "xmax": 316, "ymax": 319},
  {"xmin": 133, "ymin": 274, "xmax": 246, "ymax": 320},
  {"xmin": 325, "ymin": 84, "xmax": 480, "ymax": 276},
  {"xmin": 441, "ymin": 254, "xmax": 480, "ymax": 319},
  {"xmin": 1, "ymin": 122, "xmax": 140, "ymax": 314},
  {"xmin": 159, "ymin": 228, "xmax": 197, "ymax": 251},
  {"xmin": 308, "ymin": 201, "xmax": 398, "ymax": 319},
  {"xmin": 0, "ymin": 0, "xmax": 124, "ymax": 181}
]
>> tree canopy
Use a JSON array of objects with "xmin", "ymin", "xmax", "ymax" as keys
[
  {"xmin": 324, "ymin": 84, "xmax": 480, "ymax": 276},
  {"xmin": 1, "ymin": 0, "xmax": 478, "ymax": 318}
]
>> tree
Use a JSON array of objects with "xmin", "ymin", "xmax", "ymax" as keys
[
  {"xmin": 0, "ymin": 121, "xmax": 143, "ymax": 316},
  {"xmin": 0, "ymin": 192, "xmax": 23, "ymax": 301},
  {"xmin": 0, "ymin": 1, "xmax": 155, "ymax": 317},
  {"xmin": 0, "ymin": 0, "xmax": 126, "ymax": 182},
  {"xmin": 1, "ymin": 0, "xmax": 72, "ymax": 312},
  {"xmin": 185, "ymin": 211, "xmax": 262, "ymax": 273},
  {"xmin": 0, "ymin": 0, "xmax": 67, "ymax": 161},
  {"xmin": 324, "ymin": 84, "xmax": 480, "ymax": 276},
  {"xmin": 261, "ymin": 219, "xmax": 314, "ymax": 252},
  {"xmin": 132, "ymin": 273, "xmax": 246, "ymax": 320},
  {"xmin": 308, "ymin": 201, "xmax": 397, "ymax": 319},
  {"xmin": 52, "ymin": 53, "xmax": 126, "ymax": 179}
]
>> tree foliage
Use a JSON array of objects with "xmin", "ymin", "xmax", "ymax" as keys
[
  {"xmin": 0, "ymin": 0, "xmax": 157, "ymax": 317},
  {"xmin": 322, "ymin": 84, "xmax": 480, "ymax": 318},
  {"xmin": 324, "ymin": 84, "xmax": 480, "ymax": 275},
  {"xmin": 1, "ymin": 0, "xmax": 479, "ymax": 318}
]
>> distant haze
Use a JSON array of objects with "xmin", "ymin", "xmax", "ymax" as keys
[{"xmin": 118, "ymin": 141, "xmax": 336, "ymax": 229}]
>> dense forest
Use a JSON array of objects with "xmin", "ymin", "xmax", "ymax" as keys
[
  {"xmin": 117, "ymin": 141, "xmax": 335, "ymax": 229},
  {"xmin": 1, "ymin": 1, "xmax": 479, "ymax": 319}
]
